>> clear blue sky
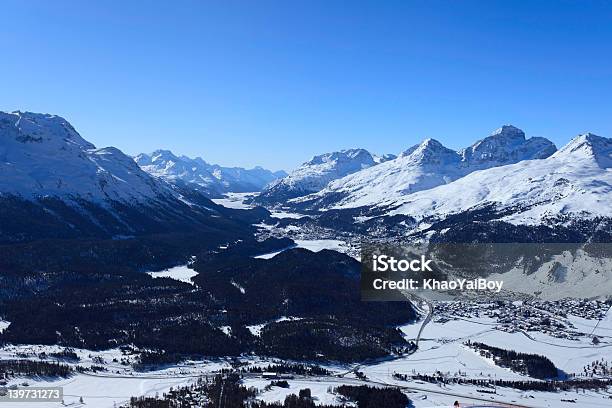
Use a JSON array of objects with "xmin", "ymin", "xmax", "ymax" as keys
[{"xmin": 2, "ymin": 0, "xmax": 611, "ymax": 171}]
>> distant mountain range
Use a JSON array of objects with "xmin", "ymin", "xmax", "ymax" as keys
[
  {"xmin": 252, "ymin": 148, "xmax": 396, "ymax": 205},
  {"xmin": 134, "ymin": 150, "xmax": 286, "ymax": 197},
  {"xmin": 1, "ymin": 110, "xmax": 609, "ymax": 245},
  {"xmin": 256, "ymin": 125, "xmax": 611, "ymax": 243},
  {"xmin": 290, "ymin": 125, "xmax": 557, "ymax": 210},
  {"xmin": 253, "ymin": 125, "xmax": 556, "ymax": 208}
]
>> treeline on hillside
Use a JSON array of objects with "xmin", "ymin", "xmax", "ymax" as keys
[
  {"xmin": 191, "ymin": 248, "xmax": 415, "ymax": 328},
  {"xmin": 410, "ymin": 373, "xmax": 612, "ymax": 392},
  {"xmin": 38, "ymin": 348, "xmax": 80, "ymax": 362},
  {"xmin": 416, "ymin": 205, "xmax": 612, "ymax": 243},
  {"xmin": 243, "ymin": 363, "xmax": 331, "ymax": 376},
  {"xmin": 465, "ymin": 341, "xmax": 559, "ymax": 379},
  {"xmin": 1, "ymin": 248, "xmax": 413, "ymax": 364},
  {"xmin": 259, "ymin": 319, "xmax": 409, "ymax": 362},
  {"xmin": 0, "ymin": 193, "xmax": 273, "ymax": 246},
  {"xmin": 334, "ymin": 385, "xmax": 409, "ymax": 408},
  {"xmin": 124, "ymin": 374, "xmax": 410, "ymax": 408},
  {"xmin": 0, "ymin": 232, "xmax": 289, "ymax": 283},
  {"xmin": 0, "ymin": 359, "xmax": 73, "ymax": 378}
]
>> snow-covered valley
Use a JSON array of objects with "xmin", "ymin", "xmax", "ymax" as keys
[{"xmin": 1, "ymin": 300, "xmax": 610, "ymax": 408}]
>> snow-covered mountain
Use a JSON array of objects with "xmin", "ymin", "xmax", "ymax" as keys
[
  {"xmin": 0, "ymin": 111, "xmax": 254, "ymax": 243},
  {"xmin": 253, "ymin": 148, "xmax": 382, "ymax": 205},
  {"xmin": 0, "ymin": 111, "xmax": 169, "ymax": 202},
  {"xmin": 459, "ymin": 125, "xmax": 556, "ymax": 168},
  {"xmin": 385, "ymin": 132, "xmax": 611, "ymax": 226},
  {"xmin": 292, "ymin": 125, "xmax": 557, "ymax": 210},
  {"xmin": 134, "ymin": 150, "xmax": 286, "ymax": 197},
  {"xmin": 373, "ymin": 153, "xmax": 397, "ymax": 163}
]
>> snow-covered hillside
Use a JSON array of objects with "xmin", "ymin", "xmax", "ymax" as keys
[
  {"xmin": 384, "ymin": 133, "xmax": 611, "ymax": 226},
  {"xmin": 254, "ymin": 148, "xmax": 383, "ymax": 205},
  {"xmin": 0, "ymin": 111, "xmax": 169, "ymax": 202},
  {"xmin": 0, "ymin": 111, "xmax": 252, "ymax": 242},
  {"xmin": 293, "ymin": 125, "xmax": 557, "ymax": 210},
  {"xmin": 135, "ymin": 150, "xmax": 286, "ymax": 197}
]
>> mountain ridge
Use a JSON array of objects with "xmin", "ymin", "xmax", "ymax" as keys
[
  {"xmin": 135, "ymin": 149, "xmax": 286, "ymax": 197},
  {"xmin": 383, "ymin": 131, "xmax": 611, "ymax": 227},
  {"xmin": 288, "ymin": 125, "xmax": 557, "ymax": 211},
  {"xmin": 0, "ymin": 111, "xmax": 259, "ymax": 243},
  {"xmin": 252, "ymin": 147, "xmax": 394, "ymax": 206},
  {"xmin": 0, "ymin": 111, "xmax": 170, "ymax": 202}
]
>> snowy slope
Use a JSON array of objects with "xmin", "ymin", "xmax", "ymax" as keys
[
  {"xmin": 293, "ymin": 125, "xmax": 556, "ymax": 210},
  {"xmin": 385, "ymin": 133, "xmax": 611, "ymax": 225},
  {"xmin": 0, "ymin": 111, "xmax": 169, "ymax": 202},
  {"xmin": 135, "ymin": 150, "xmax": 285, "ymax": 196},
  {"xmin": 254, "ymin": 148, "xmax": 381, "ymax": 205},
  {"xmin": 0, "ymin": 111, "xmax": 251, "ymax": 242}
]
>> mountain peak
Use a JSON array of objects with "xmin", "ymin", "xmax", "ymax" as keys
[
  {"xmin": 576, "ymin": 132, "xmax": 607, "ymax": 143},
  {"xmin": 289, "ymin": 126, "xmax": 558, "ymax": 212},
  {"xmin": 343, "ymin": 148, "xmax": 372, "ymax": 159},
  {"xmin": 413, "ymin": 138, "xmax": 450, "ymax": 155},
  {"xmin": 0, "ymin": 110, "xmax": 170, "ymax": 202},
  {"xmin": 489, "ymin": 125, "xmax": 526, "ymax": 140},
  {"xmin": 306, "ymin": 148, "xmax": 374, "ymax": 166},
  {"xmin": 150, "ymin": 149, "xmax": 179, "ymax": 162},
  {"xmin": 461, "ymin": 125, "xmax": 555, "ymax": 166},
  {"xmin": 553, "ymin": 133, "xmax": 612, "ymax": 168},
  {"xmin": 400, "ymin": 138, "xmax": 461, "ymax": 165},
  {"xmin": 419, "ymin": 137, "xmax": 445, "ymax": 149},
  {"xmin": 254, "ymin": 148, "xmax": 378, "ymax": 204},
  {"xmin": 0, "ymin": 110, "xmax": 94, "ymax": 149}
]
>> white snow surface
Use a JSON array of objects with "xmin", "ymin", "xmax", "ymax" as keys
[
  {"xmin": 0, "ymin": 320, "xmax": 10, "ymax": 333},
  {"xmin": 211, "ymin": 192, "xmax": 258, "ymax": 209},
  {"xmin": 361, "ymin": 316, "xmax": 612, "ymax": 408},
  {"xmin": 147, "ymin": 264, "xmax": 198, "ymax": 285},
  {"xmin": 246, "ymin": 317, "xmax": 303, "ymax": 336},
  {"xmin": 0, "ymin": 374, "xmax": 193, "ymax": 408},
  {"xmin": 394, "ymin": 317, "xmax": 612, "ymax": 377}
]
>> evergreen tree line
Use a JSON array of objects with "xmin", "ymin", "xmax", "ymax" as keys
[
  {"xmin": 1, "ymin": 248, "xmax": 413, "ymax": 364},
  {"xmin": 38, "ymin": 348, "xmax": 80, "ymax": 362},
  {"xmin": 0, "ymin": 359, "xmax": 73, "ymax": 378},
  {"xmin": 465, "ymin": 340, "xmax": 558, "ymax": 379},
  {"xmin": 243, "ymin": 363, "xmax": 331, "ymax": 376},
  {"xmin": 333, "ymin": 385, "xmax": 409, "ymax": 408},
  {"xmin": 410, "ymin": 373, "xmax": 611, "ymax": 392},
  {"xmin": 124, "ymin": 374, "xmax": 410, "ymax": 408}
]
